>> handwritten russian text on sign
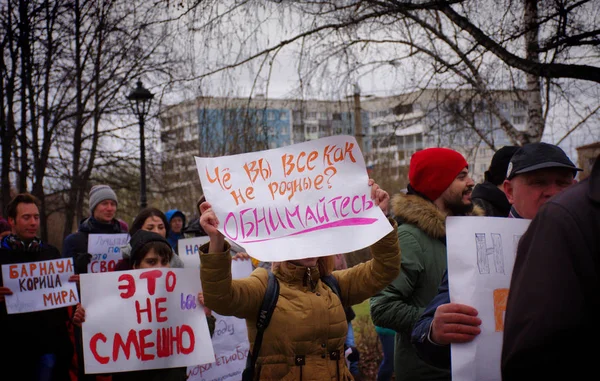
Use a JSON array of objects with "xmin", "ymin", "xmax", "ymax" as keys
[
  {"xmin": 178, "ymin": 237, "xmax": 210, "ymax": 269},
  {"xmin": 446, "ymin": 217, "xmax": 530, "ymax": 381},
  {"xmin": 80, "ymin": 268, "xmax": 215, "ymax": 374},
  {"xmin": 87, "ymin": 233, "xmax": 130, "ymax": 273},
  {"xmin": 195, "ymin": 135, "xmax": 392, "ymax": 261},
  {"xmin": 2, "ymin": 258, "xmax": 78, "ymax": 314},
  {"xmin": 187, "ymin": 259, "xmax": 253, "ymax": 381}
]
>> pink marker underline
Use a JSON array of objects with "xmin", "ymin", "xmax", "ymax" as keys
[{"xmin": 237, "ymin": 217, "xmax": 378, "ymax": 244}]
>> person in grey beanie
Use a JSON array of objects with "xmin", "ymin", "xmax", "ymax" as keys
[
  {"xmin": 62, "ymin": 184, "xmax": 125, "ymax": 263},
  {"xmin": 61, "ymin": 184, "xmax": 127, "ymax": 381}
]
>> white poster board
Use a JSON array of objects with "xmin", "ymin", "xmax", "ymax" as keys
[
  {"xmin": 446, "ymin": 216, "xmax": 530, "ymax": 381},
  {"xmin": 187, "ymin": 259, "xmax": 253, "ymax": 381},
  {"xmin": 80, "ymin": 268, "xmax": 215, "ymax": 374},
  {"xmin": 178, "ymin": 237, "xmax": 211, "ymax": 269},
  {"xmin": 87, "ymin": 233, "xmax": 130, "ymax": 273},
  {"xmin": 195, "ymin": 135, "xmax": 392, "ymax": 262},
  {"xmin": 1, "ymin": 258, "xmax": 79, "ymax": 314}
]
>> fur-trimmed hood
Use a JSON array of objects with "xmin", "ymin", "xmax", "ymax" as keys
[{"xmin": 391, "ymin": 193, "xmax": 484, "ymax": 239}]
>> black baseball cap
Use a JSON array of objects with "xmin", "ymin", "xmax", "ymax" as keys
[{"xmin": 506, "ymin": 142, "xmax": 582, "ymax": 180}]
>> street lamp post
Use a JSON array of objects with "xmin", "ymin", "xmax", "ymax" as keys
[{"xmin": 127, "ymin": 80, "xmax": 154, "ymax": 209}]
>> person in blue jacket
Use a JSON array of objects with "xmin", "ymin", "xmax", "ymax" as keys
[{"xmin": 165, "ymin": 209, "xmax": 186, "ymax": 253}]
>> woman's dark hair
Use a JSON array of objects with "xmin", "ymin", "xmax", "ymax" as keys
[
  {"xmin": 131, "ymin": 241, "xmax": 173, "ymax": 268},
  {"xmin": 129, "ymin": 207, "xmax": 169, "ymax": 236}
]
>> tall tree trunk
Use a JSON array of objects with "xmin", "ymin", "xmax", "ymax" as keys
[
  {"xmin": 0, "ymin": 34, "xmax": 16, "ymax": 212},
  {"xmin": 63, "ymin": 0, "xmax": 84, "ymax": 238},
  {"xmin": 18, "ymin": 0, "xmax": 30, "ymax": 193},
  {"xmin": 524, "ymin": 0, "xmax": 544, "ymax": 143}
]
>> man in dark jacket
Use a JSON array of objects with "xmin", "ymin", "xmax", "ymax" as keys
[
  {"xmin": 0, "ymin": 193, "xmax": 72, "ymax": 381},
  {"xmin": 471, "ymin": 145, "xmax": 519, "ymax": 217},
  {"xmin": 501, "ymin": 154, "xmax": 600, "ymax": 380},
  {"xmin": 411, "ymin": 142, "xmax": 581, "ymax": 370},
  {"xmin": 61, "ymin": 184, "xmax": 126, "ymax": 381},
  {"xmin": 62, "ymin": 184, "xmax": 125, "ymax": 266}
]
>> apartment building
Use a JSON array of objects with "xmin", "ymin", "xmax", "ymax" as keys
[{"xmin": 159, "ymin": 89, "xmax": 528, "ymax": 211}]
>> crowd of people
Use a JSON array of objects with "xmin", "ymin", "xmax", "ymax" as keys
[{"xmin": 0, "ymin": 141, "xmax": 597, "ymax": 381}]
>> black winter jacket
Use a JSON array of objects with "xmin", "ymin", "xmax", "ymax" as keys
[
  {"xmin": 471, "ymin": 181, "xmax": 511, "ymax": 217},
  {"xmin": 0, "ymin": 239, "xmax": 73, "ymax": 381}
]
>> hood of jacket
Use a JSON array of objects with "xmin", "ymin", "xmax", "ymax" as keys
[
  {"xmin": 471, "ymin": 181, "xmax": 511, "ymax": 214},
  {"xmin": 391, "ymin": 193, "xmax": 483, "ymax": 239},
  {"xmin": 165, "ymin": 209, "xmax": 186, "ymax": 227},
  {"xmin": 78, "ymin": 216, "xmax": 124, "ymax": 234}
]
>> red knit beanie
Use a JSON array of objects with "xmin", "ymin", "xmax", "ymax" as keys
[{"xmin": 409, "ymin": 148, "xmax": 468, "ymax": 201}]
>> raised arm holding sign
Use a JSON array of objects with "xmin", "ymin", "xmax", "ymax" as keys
[{"xmin": 195, "ymin": 136, "xmax": 401, "ymax": 381}]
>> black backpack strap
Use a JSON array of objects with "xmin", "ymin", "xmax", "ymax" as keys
[
  {"xmin": 242, "ymin": 271, "xmax": 280, "ymax": 381},
  {"xmin": 321, "ymin": 274, "xmax": 341, "ymax": 300}
]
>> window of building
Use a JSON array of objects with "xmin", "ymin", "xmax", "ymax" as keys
[
  {"xmin": 267, "ymin": 111, "xmax": 276, "ymax": 121},
  {"xmin": 393, "ymin": 103, "xmax": 413, "ymax": 115},
  {"xmin": 319, "ymin": 112, "xmax": 328, "ymax": 120},
  {"xmin": 307, "ymin": 112, "xmax": 317, "ymax": 120},
  {"xmin": 514, "ymin": 101, "xmax": 527, "ymax": 111},
  {"xmin": 513, "ymin": 115, "xmax": 526, "ymax": 125},
  {"xmin": 332, "ymin": 113, "xmax": 342, "ymax": 121},
  {"xmin": 280, "ymin": 112, "xmax": 288, "ymax": 120}
]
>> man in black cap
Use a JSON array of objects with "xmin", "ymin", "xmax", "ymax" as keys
[
  {"xmin": 410, "ymin": 142, "xmax": 581, "ymax": 370},
  {"xmin": 504, "ymin": 142, "xmax": 581, "ymax": 219},
  {"xmin": 471, "ymin": 146, "xmax": 519, "ymax": 217}
]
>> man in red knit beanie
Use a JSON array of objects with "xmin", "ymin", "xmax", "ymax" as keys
[
  {"xmin": 370, "ymin": 147, "xmax": 478, "ymax": 381},
  {"xmin": 408, "ymin": 147, "xmax": 475, "ymax": 215}
]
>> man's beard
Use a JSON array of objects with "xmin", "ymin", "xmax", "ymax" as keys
[{"xmin": 444, "ymin": 191, "xmax": 474, "ymax": 216}]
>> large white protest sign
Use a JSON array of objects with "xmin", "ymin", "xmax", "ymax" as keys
[
  {"xmin": 87, "ymin": 233, "xmax": 130, "ymax": 273},
  {"xmin": 446, "ymin": 216, "xmax": 530, "ymax": 381},
  {"xmin": 187, "ymin": 259, "xmax": 253, "ymax": 381},
  {"xmin": 195, "ymin": 135, "xmax": 392, "ymax": 262},
  {"xmin": 80, "ymin": 268, "xmax": 215, "ymax": 374},
  {"xmin": 2, "ymin": 258, "xmax": 78, "ymax": 314}
]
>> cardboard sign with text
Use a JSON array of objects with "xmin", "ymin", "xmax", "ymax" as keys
[
  {"xmin": 2, "ymin": 258, "xmax": 79, "ymax": 314},
  {"xmin": 87, "ymin": 233, "xmax": 130, "ymax": 273},
  {"xmin": 447, "ymin": 216, "xmax": 531, "ymax": 381},
  {"xmin": 195, "ymin": 135, "xmax": 392, "ymax": 262},
  {"xmin": 187, "ymin": 259, "xmax": 253, "ymax": 381},
  {"xmin": 80, "ymin": 268, "xmax": 215, "ymax": 374},
  {"xmin": 178, "ymin": 237, "xmax": 211, "ymax": 269}
]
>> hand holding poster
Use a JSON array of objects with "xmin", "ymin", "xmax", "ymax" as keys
[
  {"xmin": 187, "ymin": 259, "xmax": 253, "ymax": 381},
  {"xmin": 446, "ymin": 216, "xmax": 530, "ymax": 381},
  {"xmin": 195, "ymin": 135, "xmax": 392, "ymax": 262},
  {"xmin": 1, "ymin": 258, "xmax": 79, "ymax": 314},
  {"xmin": 87, "ymin": 233, "xmax": 130, "ymax": 273},
  {"xmin": 80, "ymin": 268, "xmax": 215, "ymax": 374}
]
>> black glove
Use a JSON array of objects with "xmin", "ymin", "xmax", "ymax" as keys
[
  {"xmin": 346, "ymin": 346, "xmax": 360, "ymax": 363},
  {"xmin": 74, "ymin": 253, "xmax": 92, "ymax": 274}
]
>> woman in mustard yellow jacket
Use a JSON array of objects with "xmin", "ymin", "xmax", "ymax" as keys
[{"xmin": 199, "ymin": 180, "xmax": 401, "ymax": 381}]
